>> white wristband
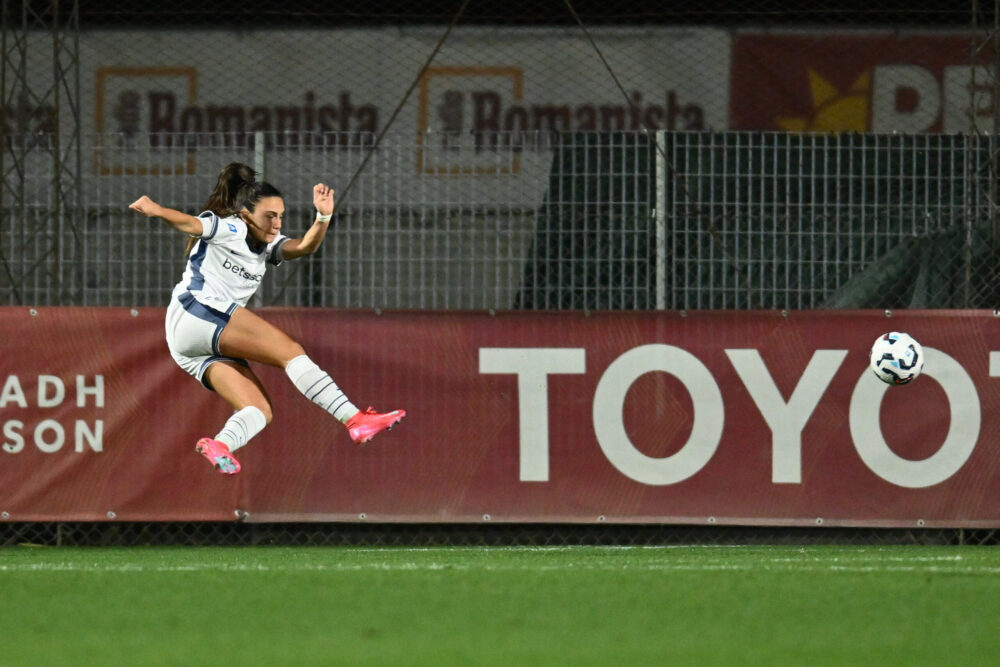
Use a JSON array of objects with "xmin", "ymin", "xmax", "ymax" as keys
[{"xmin": 315, "ymin": 212, "xmax": 332, "ymax": 223}]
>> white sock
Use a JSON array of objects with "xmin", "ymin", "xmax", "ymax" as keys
[
  {"xmin": 215, "ymin": 406, "xmax": 267, "ymax": 453},
  {"xmin": 284, "ymin": 354, "xmax": 359, "ymax": 422}
]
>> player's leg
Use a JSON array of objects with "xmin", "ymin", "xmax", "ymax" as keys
[
  {"xmin": 195, "ymin": 361, "xmax": 272, "ymax": 474},
  {"xmin": 206, "ymin": 360, "xmax": 274, "ymax": 444},
  {"xmin": 218, "ymin": 306, "xmax": 357, "ymax": 420},
  {"xmin": 217, "ymin": 305, "xmax": 305, "ymax": 367},
  {"xmin": 218, "ymin": 307, "xmax": 405, "ymax": 442}
]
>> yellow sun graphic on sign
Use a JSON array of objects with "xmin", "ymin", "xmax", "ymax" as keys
[{"xmin": 776, "ymin": 69, "xmax": 871, "ymax": 132}]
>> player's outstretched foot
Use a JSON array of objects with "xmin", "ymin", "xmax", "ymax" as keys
[
  {"xmin": 346, "ymin": 407, "xmax": 406, "ymax": 444},
  {"xmin": 196, "ymin": 437, "xmax": 241, "ymax": 475}
]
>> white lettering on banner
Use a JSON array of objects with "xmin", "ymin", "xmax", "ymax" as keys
[
  {"xmin": 726, "ymin": 349, "xmax": 847, "ymax": 484},
  {"xmin": 34, "ymin": 419, "xmax": 64, "ymax": 453},
  {"xmin": 38, "ymin": 375, "xmax": 65, "ymax": 408},
  {"xmin": 75, "ymin": 420, "xmax": 103, "ymax": 452},
  {"xmin": 871, "ymin": 65, "xmax": 942, "ymax": 133},
  {"xmin": 0, "ymin": 374, "xmax": 104, "ymax": 408},
  {"xmin": 76, "ymin": 375, "xmax": 105, "ymax": 408},
  {"xmin": 2, "ymin": 420, "xmax": 24, "ymax": 453},
  {"xmin": 0, "ymin": 376, "xmax": 27, "ymax": 408},
  {"xmin": 593, "ymin": 344, "xmax": 723, "ymax": 485},
  {"xmin": 1, "ymin": 420, "xmax": 104, "ymax": 454},
  {"xmin": 479, "ymin": 348, "xmax": 586, "ymax": 481},
  {"xmin": 870, "ymin": 64, "xmax": 999, "ymax": 134},
  {"xmin": 481, "ymin": 345, "xmax": 990, "ymax": 489},
  {"xmin": 943, "ymin": 65, "xmax": 995, "ymax": 133},
  {"xmin": 850, "ymin": 348, "xmax": 979, "ymax": 488},
  {"xmin": 0, "ymin": 375, "xmax": 106, "ymax": 453}
]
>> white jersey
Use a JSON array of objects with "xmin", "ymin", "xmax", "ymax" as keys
[{"xmin": 170, "ymin": 211, "xmax": 288, "ymax": 309}]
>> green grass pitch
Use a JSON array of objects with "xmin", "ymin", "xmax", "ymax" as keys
[{"xmin": 2, "ymin": 544, "xmax": 999, "ymax": 665}]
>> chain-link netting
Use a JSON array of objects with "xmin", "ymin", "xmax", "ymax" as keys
[
  {"xmin": 2, "ymin": 521, "xmax": 997, "ymax": 547},
  {"xmin": 4, "ymin": 1, "xmax": 1000, "ymax": 310}
]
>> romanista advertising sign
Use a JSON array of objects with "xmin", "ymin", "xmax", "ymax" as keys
[{"xmin": 8, "ymin": 27, "xmax": 729, "ymax": 206}]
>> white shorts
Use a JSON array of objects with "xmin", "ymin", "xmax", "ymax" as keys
[{"xmin": 165, "ymin": 293, "xmax": 248, "ymax": 390}]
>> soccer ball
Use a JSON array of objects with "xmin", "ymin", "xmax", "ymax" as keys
[{"xmin": 869, "ymin": 332, "xmax": 924, "ymax": 385}]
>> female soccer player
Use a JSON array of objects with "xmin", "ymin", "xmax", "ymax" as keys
[{"xmin": 129, "ymin": 163, "xmax": 405, "ymax": 475}]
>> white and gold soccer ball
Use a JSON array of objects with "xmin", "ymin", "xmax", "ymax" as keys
[{"xmin": 869, "ymin": 332, "xmax": 924, "ymax": 385}]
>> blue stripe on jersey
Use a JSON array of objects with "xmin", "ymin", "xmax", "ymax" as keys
[
  {"xmin": 199, "ymin": 211, "xmax": 220, "ymax": 239},
  {"xmin": 178, "ymin": 292, "xmax": 235, "ymax": 355},
  {"xmin": 186, "ymin": 239, "xmax": 208, "ymax": 292},
  {"xmin": 268, "ymin": 238, "xmax": 289, "ymax": 266},
  {"xmin": 198, "ymin": 355, "xmax": 249, "ymax": 391}
]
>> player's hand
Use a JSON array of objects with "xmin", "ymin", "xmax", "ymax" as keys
[
  {"xmin": 129, "ymin": 195, "xmax": 160, "ymax": 218},
  {"xmin": 313, "ymin": 184, "xmax": 334, "ymax": 218}
]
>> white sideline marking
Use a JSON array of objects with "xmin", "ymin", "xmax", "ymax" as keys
[{"xmin": 0, "ymin": 552, "xmax": 996, "ymax": 575}]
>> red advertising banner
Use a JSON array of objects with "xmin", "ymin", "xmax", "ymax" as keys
[
  {"xmin": 1, "ymin": 307, "xmax": 999, "ymax": 527},
  {"xmin": 731, "ymin": 33, "xmax": 990, "ymax": 133}
]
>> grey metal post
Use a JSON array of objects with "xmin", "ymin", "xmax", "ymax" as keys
[{"xmin": 655, "ymin": 130, "xmax": 667, "ymax": 310}]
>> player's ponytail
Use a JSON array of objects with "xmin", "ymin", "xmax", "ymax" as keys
[
  {"xmin": 185, "ymin": 163, "xmax": 257, "ymax": 256},
  {"xmin": 205, "ymin": 162, "xmax": 256, "ymax": 215}
]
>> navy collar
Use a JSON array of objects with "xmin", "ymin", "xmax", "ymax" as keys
[{"xmin": 246, "ymin": 236, "xmax": 266, "ymax": 254}]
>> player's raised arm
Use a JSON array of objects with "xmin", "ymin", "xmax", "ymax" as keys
[
  {"xmin": 129, "ymin": 195, "xmax": 203, "ymax": 236},
  {"xmin": 281, "ymin": 183, "xmax": 334, "ymax": 260}
]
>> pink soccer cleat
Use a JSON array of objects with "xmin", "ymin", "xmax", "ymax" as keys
[
  {"xmin": 195, "ymin": 438, "xmax": 241, "ymax": 475},
  {"xmin": 345, "ymin": 407, "xmax": 406, "ymax": 444}
]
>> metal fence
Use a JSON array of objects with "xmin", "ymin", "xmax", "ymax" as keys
[
  {"xmin": 665, "ymin": 132, "xmax": 1000, "ymax": 310},
  {"xmin": 4, "ymin": 1, "xmax": 1000, "ymax": 311},
  {"xmin": 3, "ymin": 130, "xmax": 999, "ymax": 310}
]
